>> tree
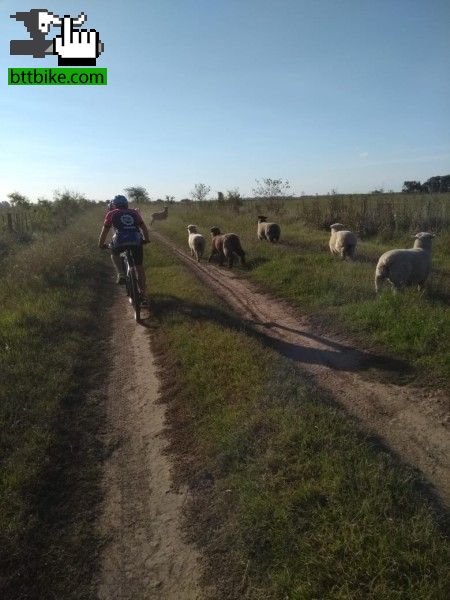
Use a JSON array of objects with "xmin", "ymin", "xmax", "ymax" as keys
[
  {"xmin": 165, "ymin": 195, "xmax": 175, "ymax": 203},
  {"xmin": 225, "ymin": 188, "xmax": 243, "ymax": 206},
  {"xmin": 252, "ymin": 178, "xmax": 291, "ymax": 199},
  {"xmin": 402, "ymin": 181, "xmax": 422, "ymax": 193},
  {"xmin": 422, "ymin": 175, "xmax": 450, "ymax": 193},
  {"xmin": 54, "ymin": 190, "xmax": 88, "ymax": 206},
  {"xmin": 8, "ymin": 192, "xmax": 30, "ymax": 208},
  {"xmin": 124, "ymin": 186, "xmax": 151, "ymax": 204},
  {"xmin": 191, "ymin": 183, "xmax": 211, "ymax": 202}
]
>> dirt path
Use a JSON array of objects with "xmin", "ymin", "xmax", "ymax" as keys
[
  {"xmin": 152, "ymin": 231, "xmax": 450, "ymax": 506},
  {"xmin": 97, "ymin": 291, "xmax": 201, "ymax": 600}
]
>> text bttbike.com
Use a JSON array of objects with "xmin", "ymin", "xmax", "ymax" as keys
[{"xmin": 8, "ymin": 68, "xmax": 107, "ymax": 86}]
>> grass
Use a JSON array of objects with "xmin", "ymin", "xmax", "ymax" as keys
[
  {"xmin": 0, "ymin": 209, "xmax": 110, "ymax": 599},
  {"xmin": 145, "ymin": 240, "xmax": 450, "ymax": 599},
  {"xmin": 145, "ymin": 194, "xmax": 450, "ymax": 389}
]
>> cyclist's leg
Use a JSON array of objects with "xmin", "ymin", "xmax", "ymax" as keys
[
  {"xmin": 111, "ymin": 248, "xmax": 126, "ymax": 282},
  {"xmin": 131, "ymin": 246, "xmax": 147, "ymax": 297}
]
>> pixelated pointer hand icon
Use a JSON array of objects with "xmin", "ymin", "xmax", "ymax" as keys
[{"xmin": 53, "ymin": 14, "xmax": 103, "ymax": 66}]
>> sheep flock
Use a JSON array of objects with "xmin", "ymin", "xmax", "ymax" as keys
[{"xmin": 155, "ymin": 211, "xmax": 437, "ymax": 294}]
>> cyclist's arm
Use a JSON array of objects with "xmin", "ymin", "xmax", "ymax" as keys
[
  {"xmin": 140, "ymin": 222, "xmax": 150, "ymax": 243},
  {"xmin": 98, "ymin": 224, "xmax": 111, "ymax": 248}
]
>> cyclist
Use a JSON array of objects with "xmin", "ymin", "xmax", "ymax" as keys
[{"xmin": 98, "ymin": 194, "xmax": 150, "ymax": 303}]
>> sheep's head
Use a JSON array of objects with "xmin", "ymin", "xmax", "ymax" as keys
[
  {"xmin": 187, "ymin": 224, "xmax": 197, "ymax": 233},
  {"xmin": 413, "ymin": 232, "xmax": 434, "ymax": 250},
  {"xmin": 330, "ymin": 223, "xmax": 345, "ymax": 232},
  {"xmin": 210, "ymin": 226, "xmax": 221, "ymax": 237},
  {"xmin": 257, "ymin": 215, "xmax": 267, "ymax": 223}
]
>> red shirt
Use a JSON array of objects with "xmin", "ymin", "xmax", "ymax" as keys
[{"xmin": 104, "ymin": 208, "xmax": 143, "ymax": 230}]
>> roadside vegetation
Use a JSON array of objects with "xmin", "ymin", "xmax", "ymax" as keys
[
  {"xmin": 146, "ymin": 240, "xmax": 449, "ymax": 599},
  {"xmin": 0, "ymin": 191, "xmax": 96, "ymax": 261},
  {"xmin": 147, "ymin": 192, "xmax": 450, "ymax": 389},
  {"xmin": 0, "ymin": 207, "xmax": 109, "ymax": 599}
]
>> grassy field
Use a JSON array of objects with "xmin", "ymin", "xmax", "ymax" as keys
[
  {"xmin": 146, "ymin": 240, "xmax": 449, "ymax": 599},
  {"xmin": 0, "ymin": 208, "xmax": 110, "ymax": 599},
  {"xmin": 147, "ymin": 192, "xmax": 450, "ymax": 389}
]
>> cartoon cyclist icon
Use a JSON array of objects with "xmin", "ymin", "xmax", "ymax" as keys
[{"xmin": 10, "ymin": 9, "xmax": 104, "ymax": 66}]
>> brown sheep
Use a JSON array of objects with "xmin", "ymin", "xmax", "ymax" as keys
[
  {"xmin": 150, "ymin": 206, "xmax": 168, "ymax": 225},
  {"xmin": 257, "ymin": 215, "xmax": 281, "ymax": 242},
  {"xmin": 209, "ymin": 226, "xmax": 246, "ymax": 268}
]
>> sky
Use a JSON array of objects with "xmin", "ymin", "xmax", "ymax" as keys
[{"xmin": 1, "ymin": 0, "xmax": 449, "ymax": 201}]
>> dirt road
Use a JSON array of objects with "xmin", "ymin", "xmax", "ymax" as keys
[
  {"xmin": 97, "ymin": 292, "xmax": 201, "ymax": 600},
  {"xmin": 152, "ymin": 231, "xmax": 450, "ymax": 506}
]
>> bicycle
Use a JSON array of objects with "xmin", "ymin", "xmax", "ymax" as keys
[{"xmin": 102, "ymin": 242, "xmax": 146, "ymax": 323}]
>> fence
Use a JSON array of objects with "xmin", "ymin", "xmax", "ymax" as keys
[
  {"xmin": 1, "ymin": 210, "xmax": 33, "ymax": 234},
  {"xmin": 244, "ymin": 192, "xmax": 450, "ymax": 238}
]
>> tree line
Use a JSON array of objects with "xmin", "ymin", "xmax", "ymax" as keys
[{"xmin": 402, "ymin": 175, "xmax": 450, "ymax": 194}]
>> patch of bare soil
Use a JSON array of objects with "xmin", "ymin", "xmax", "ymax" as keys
[
  {"xmin": 152, "ymin": 231, "xmax": 450, "ymax": 507},
  {"xmin": 97, "ymin": 291, "xmax": 202, "ymax": 600}
]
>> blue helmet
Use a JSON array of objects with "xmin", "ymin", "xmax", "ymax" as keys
[{"xmin": 112, "ymin": 194, "xmax": 128, "ymax": 208}]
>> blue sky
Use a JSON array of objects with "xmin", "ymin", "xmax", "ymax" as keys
[{"xmin": 1, "ymin": 0, "xmax": 449, "ymax": 201}]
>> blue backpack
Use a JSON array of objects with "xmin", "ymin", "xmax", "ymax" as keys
[{"xmin": 112, "ymin": 230, "xmax": 143, "ymax": 249}]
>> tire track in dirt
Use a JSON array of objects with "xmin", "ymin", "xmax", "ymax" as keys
[
  {"xmin": 97, "ymin": 291, "xmax": 201, "ymax": 600},
  {"xmin": 151, "ymin": 230, "xmax": 450, "ymax": 506}
]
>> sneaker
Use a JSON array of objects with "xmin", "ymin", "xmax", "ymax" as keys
[{"xmin": 116, "ymin": 274, "xmax": 126, "ymax": 285}]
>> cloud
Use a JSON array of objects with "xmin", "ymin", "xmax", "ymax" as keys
[{"xmin": 359, "ymin": 152, "xmax": 369, "ymax": 158}]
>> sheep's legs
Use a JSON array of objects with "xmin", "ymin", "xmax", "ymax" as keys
[{"xmin": 374, "ymin": 274, "xmax": 384, "ymax": 294}]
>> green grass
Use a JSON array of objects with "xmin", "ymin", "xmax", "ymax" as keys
[
  {"xmin": 145, "ymin": 196, "xmax": 450, "ymax": 388},
  {"xmin": 145, "ymin": 240, "xmax": 450, "ymax": 600},
  {"xmin": 0, "ymin": 209, "xmax": 109, "ymax": 599}
]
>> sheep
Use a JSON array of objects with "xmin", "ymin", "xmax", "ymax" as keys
[
  {"xmin": 329, "ymin": 223, "xmax": 357, "ymax": 259},
  {"xmin": 150, "ymin": 206, "xmax": 168, "ymax": 225},
  {"xmin": 257, "ymin": 215, "xmax": 281, "ymax": 243},
  {"xmin": 209, "ymin": 226, "xmax": 246, "ymax": 268},
  {"xmin": 374, "ymin": 232, "xmax": 434, "ymax": 294},
  {"xmin": 187, "ymin": 224, "xmax": 205, "ymax": 262}
]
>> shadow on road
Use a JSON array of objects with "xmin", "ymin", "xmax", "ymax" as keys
[{"xmin": 145, "ymin": 293, "xmax": 410, "ymax": 375}]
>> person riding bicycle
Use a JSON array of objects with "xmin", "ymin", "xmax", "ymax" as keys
[{"xmin": 98, "ymin": 194, "xmax": 150, "ymax": 304}]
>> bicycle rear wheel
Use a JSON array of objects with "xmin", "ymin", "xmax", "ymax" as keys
[{"xmin": 128, "ymin": 268, "xmax": 141, "ymax": 322}]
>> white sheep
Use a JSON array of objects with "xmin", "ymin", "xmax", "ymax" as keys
[
  {"xmin": 329, "ymin": 223, "xmax": 357, "ymax": 259},
  {"xmin": 257, "ymin": 215, "xmax": 281, "ymax": 243},
  {"xmin": 374, "ymin": 232, "xmax": 434, "ymax": 294},
  {"xmin": 187, "ymin": 224, "xmax": 205, "ymax": 262}
]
